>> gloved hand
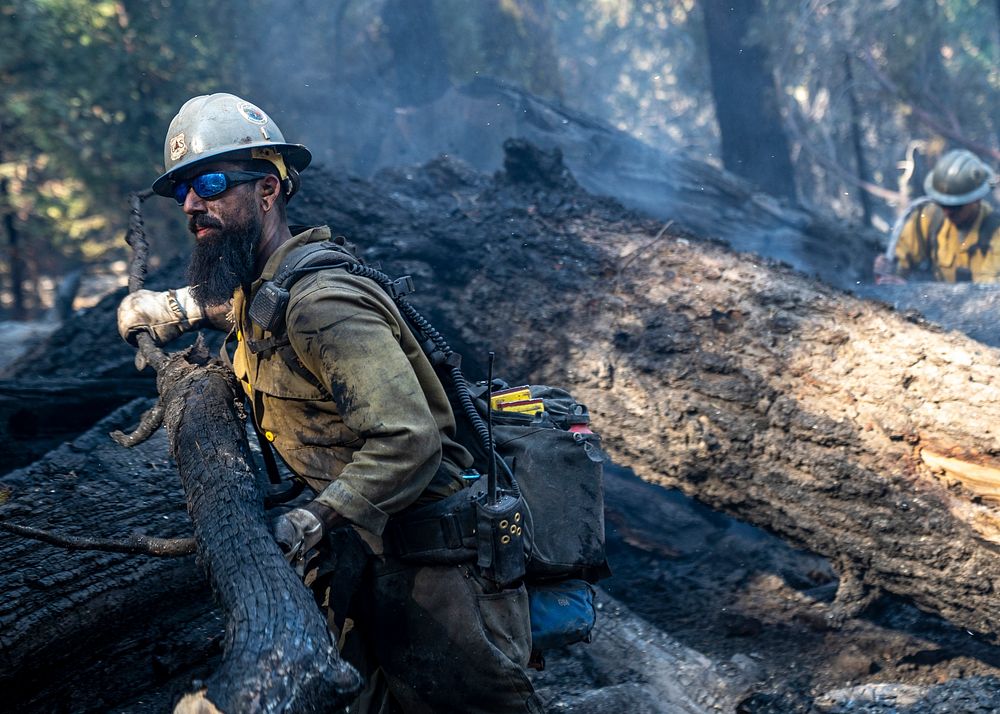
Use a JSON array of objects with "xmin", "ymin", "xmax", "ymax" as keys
[
  {"xmin": 117, "ymin": 286, "xmax": 206, "ymax": 346},
  {"xmin": 873, "ymin": 255, "xmax": 906, "ymax": 285},
  {"xmin": 272, "ymin": 501, "xmax": 342, "ymax": 563}
]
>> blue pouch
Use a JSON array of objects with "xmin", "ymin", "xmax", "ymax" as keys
[{"xmin": 528, "ymin": 579, "xmax": 597, "ymax": 651}]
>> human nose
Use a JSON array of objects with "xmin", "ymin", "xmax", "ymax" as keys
[{"xmin": 181, "ymin": 187, "xmax": 206, "ymax": 215}]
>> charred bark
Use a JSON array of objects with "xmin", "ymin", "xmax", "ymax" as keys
[
  {"xmin": 0, "ymin": 376, "xmax": 156, "ymax": 474},
  {"xmin": 151, "ymin": 354, "xmax": 361, "ymax": 713},
  {"xmin": 5, "ymin": 140, "xmax": 1000, "ymax": 706},
  {"xmin": 0, "ymin": 400, "xmax": 218, "ymax": 712}
]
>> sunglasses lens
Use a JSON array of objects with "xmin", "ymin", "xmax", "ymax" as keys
[
  {"xmin": 193, "ymin": 172, "xmax": 229, "ymax": 199},
  {"xmin": 172, "ymin": 181, "xmax": 190, "ymax": 204}
]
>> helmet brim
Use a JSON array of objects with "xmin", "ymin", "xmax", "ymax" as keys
[
  {"xmin": 152, "ymin": 143, "xmax": 312, "ymax": 197},
  {"xmin": 924, "ymin": 170, "xmax": 993, "ymax": 206}
]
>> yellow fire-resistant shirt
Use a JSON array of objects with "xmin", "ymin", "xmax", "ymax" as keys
[
  {"xmin": 894, "ymin": 202, "xmax": 1000, "ymax": 283},
  {"xmin": 227, "ymin": 227, "xmax": 472, "ymax": 537}
]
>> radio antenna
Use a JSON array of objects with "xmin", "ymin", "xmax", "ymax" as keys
[{"xmin": 486, "ymin": 351, "xmax": 498, "ymax": 504}]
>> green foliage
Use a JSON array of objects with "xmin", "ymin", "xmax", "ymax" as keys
[
  {"xmin": 757, "ymin": 0, "xmax": 1000, "ymax": 226},
  {"xmin": 0, "ymin": 0, "xmax": 247, "ymax": 312}
]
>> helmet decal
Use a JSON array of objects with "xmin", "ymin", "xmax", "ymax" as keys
[
  {"xmin": 239, "ymin": 101, "xmax": 268, "ymax": 125},
  {"xmin": 169, "ymin": 132, "xmax": 188, "ymax": 161}
]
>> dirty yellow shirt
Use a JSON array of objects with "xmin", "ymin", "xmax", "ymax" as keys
[
  {"xmin": 228, "ymin": 227, "xmax": 471, "ymax": 536},
  {"xmin": 894, "ymin": 203, "xmax": 1000, "ymax": 282}
]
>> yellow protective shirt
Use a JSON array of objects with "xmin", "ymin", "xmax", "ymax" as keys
[
  {"xmin": 894, "ymin": 202, "xmax": 1000, "ymax": 283},
  {"xmin": 227, "ymin": 227, "xmax": 472, "ymax": 536}
]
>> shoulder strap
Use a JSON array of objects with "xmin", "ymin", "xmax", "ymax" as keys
[
  {"xmin": 920, "ymin": 204, "xmax": 945, "ymax": 270},
  {"xmin": 974, "ymin": 209, "xmax": 1000, "ymax": 256},
  {"xmin": 246, "ymin": 241, "xmax": 358, "ymax": 343}
]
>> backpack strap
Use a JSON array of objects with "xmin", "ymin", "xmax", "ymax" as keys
[
  {"xmin": 973, "ymin": 208, "xmax": 1000, "ymax": 257},
  {"xmin": 916, "ymin": 204, "xmax": 945, "ymax": 275}
]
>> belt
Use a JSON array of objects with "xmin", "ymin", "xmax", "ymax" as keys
[{"xmin": 384, "ymin": 496, "xmax": 478, "ymax": 562}]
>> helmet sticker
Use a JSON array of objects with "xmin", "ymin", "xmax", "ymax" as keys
[
  {"xmin": 239, "ymin": 102, "xmax": 268, "ymax": 125},
  {"xmin": 169, "ymin": 132, "xmax": 188, "ymax": 161}
]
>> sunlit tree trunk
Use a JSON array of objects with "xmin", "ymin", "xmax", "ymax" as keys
[
  {"xmin": 701, "ymin": 0, "xmax": 796, "ymax": 201},
  {"xmin": 0, "ymin": 177, "xmax": 25, "ymax": 321}
]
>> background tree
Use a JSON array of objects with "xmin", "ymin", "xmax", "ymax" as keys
[
  {"xmin": 0, "ymin": 0, "xmax": 244, "ymax": 318},
  {"xmin": 701, "ymin": 0, "xmax": 797, "ymax": 201},
  {"xmin": 3, "ymin": 0, "xmax": 1000, "ymax": 318}
]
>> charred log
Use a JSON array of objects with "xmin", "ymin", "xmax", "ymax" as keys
[
  {"xmin": 5, "ymin": 139, "xmax": 1000, "ymax": 707},
  {"xmin": 0, "ymin": 400, "xmax": 218, "ymax": 712},
  {"xmin": 151, "ymin": 354, "xmax": 361, "ymax": 713},
  {"xmin": 0, "ymin": 376, "xmax": 156, "ymax": 474}
]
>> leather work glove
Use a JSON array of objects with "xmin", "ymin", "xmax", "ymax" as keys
[
  {"xmin": 272, "ymin": 500, "xmax": 343, "ymax": 564},
  {"xmin": 117, "ymin": 287, "xmax": 206, "ymax": 346}
]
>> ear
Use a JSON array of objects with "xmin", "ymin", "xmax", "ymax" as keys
[{"xmin": 259, "ymin": 175, "xmax": 281, "ymax": 212}]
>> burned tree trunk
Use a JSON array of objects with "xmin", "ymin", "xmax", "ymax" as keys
[
  {"xmin": 701, "ymin": 0, "xmax": 796, "ymax": 200},
  {"xmin": 0, "ymin": 399, "xmax": 216, "ymax": 712},
  {"xmin": 149, "ymin": 352, "xmax": 361, "ymax": 713},
  {"xmin": 4, "ymin": 140, "xmax": 1000, "ymax": 706},
  {"xmin": 294, "ymin": 142, "xmax": 1000, "ymax": 638}
]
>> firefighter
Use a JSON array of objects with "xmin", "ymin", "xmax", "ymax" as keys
[
  {"xmin": 875, "ymin": 149, "xmax": 1000, "ymax": 284},
  {"xmin": 117, "ymin": 93, "xmax": 542, "ymax": 713}
]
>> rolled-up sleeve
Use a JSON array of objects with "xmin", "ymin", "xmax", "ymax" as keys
[{"xmin": 286, "ymin": 275, "xmax": 442, "ymax": 534}]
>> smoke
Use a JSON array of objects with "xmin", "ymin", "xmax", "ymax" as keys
[
  {"xmin": 239, "ymin": 1, "xmax": 717, "ymax": 178},
  {"xmin": 231, "ymin": 1, "xmax": 882, "ymax": 288}
]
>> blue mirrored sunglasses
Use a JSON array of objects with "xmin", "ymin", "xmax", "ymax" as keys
[{"xmin": 172, "ymin": 171, "xmax": 271, "ymax": 205}]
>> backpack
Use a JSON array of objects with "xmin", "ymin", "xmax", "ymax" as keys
[{"xmin": 248, "ymin": 235, "xmax": 608, "ymax": 655}]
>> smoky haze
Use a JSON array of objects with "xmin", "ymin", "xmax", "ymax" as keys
[
  {"xmin": 233, "ymin": 1, "xmax": 870, "ymax": 286},
  {"xmin": 228, "ymin": 1, "xmax": 997, "ymax": 299},
  {"xmin": 240, "ymin": 1, "xmax": 715, "ymax": 178}
]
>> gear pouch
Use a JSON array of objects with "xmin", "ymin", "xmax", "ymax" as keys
[{"xmin": 528, "ymin": 579, "xmax": 596, "ymax": 652}]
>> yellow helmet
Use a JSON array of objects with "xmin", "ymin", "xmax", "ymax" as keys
[
  {"xmin": 152, "ymin": 93, "xmax": 311, "ymax": 198},
  {"xmin": 923, "ymin": 149, "xmax": 996, "ymax": 206}
]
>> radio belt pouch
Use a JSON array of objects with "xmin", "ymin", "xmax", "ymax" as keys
[{"xmin": 475, "ymin": 384, "xmax": 610, "ymax": 582}]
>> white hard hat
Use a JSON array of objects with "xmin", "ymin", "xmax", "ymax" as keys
[{"xmin": 151, "ymin": 93, "xmax": 311, "ymax": 197}]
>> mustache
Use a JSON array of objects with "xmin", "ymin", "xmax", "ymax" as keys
[{"xmin": 188, "ymin": 215, "xmax": 224, "ymax": 234}]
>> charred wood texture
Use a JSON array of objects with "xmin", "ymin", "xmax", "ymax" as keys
[
  {"xmin": 293, "ymin": 141, "xmax": 1000, "ymax": 639},
  {"xmin": 153, "ymin": 356, "xmax": 361, "ymax": 713},
  {"xmin": 0, "ymin": 400, "xmax": 217, "ymax": 712},
  {"xmin": 0, "ymin": 376, "xmax": 156, "ymax": 473},
  {"xmin": 4, "ymin": 139, "xmax": 1000, "ymax": 706}
]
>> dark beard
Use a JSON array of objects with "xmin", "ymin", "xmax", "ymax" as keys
[{"xmin": 186, "ymin": 197, "xmax": 262, "ymax": 308}]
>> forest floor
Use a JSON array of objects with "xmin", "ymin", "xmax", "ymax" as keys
[{"xmin": 557, "ymin": 466, "xmax": 1000, "ymax": 713}]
